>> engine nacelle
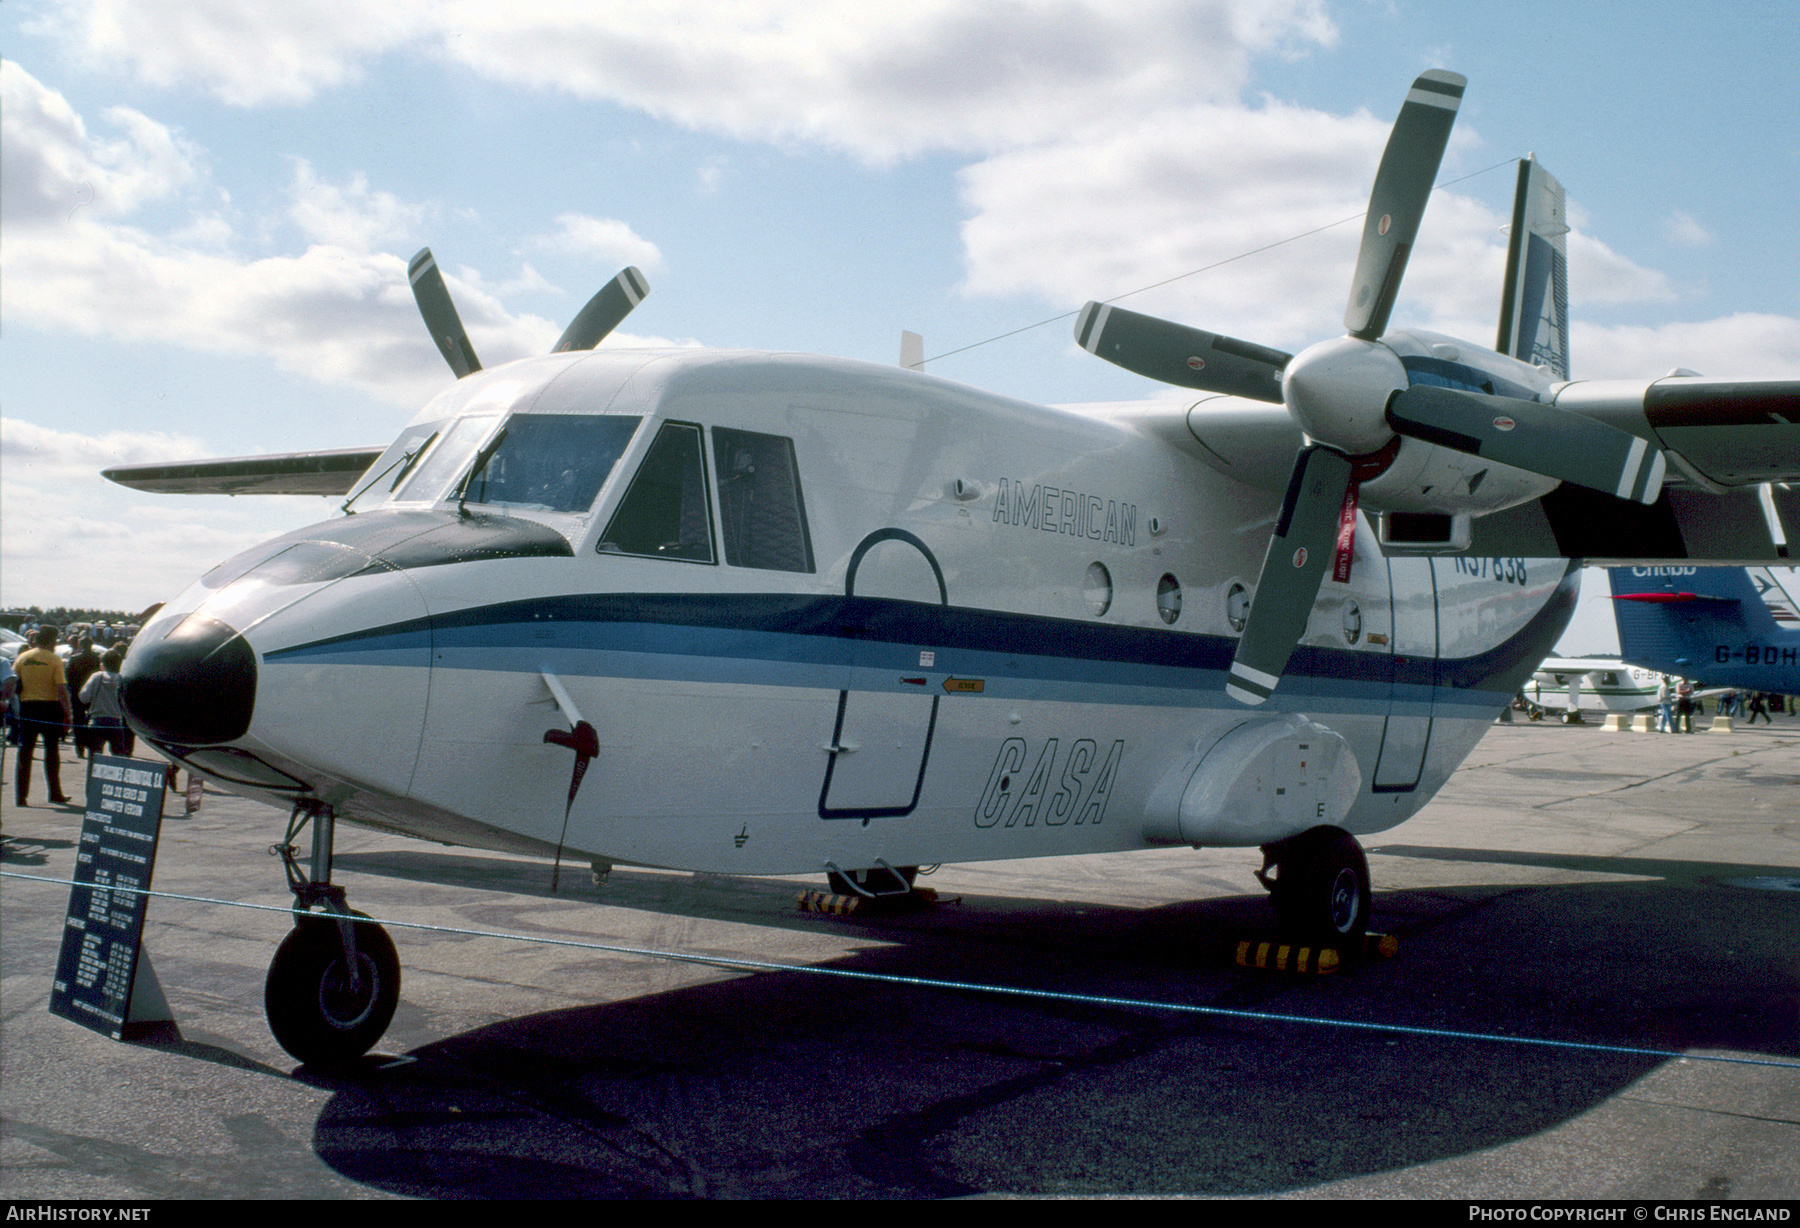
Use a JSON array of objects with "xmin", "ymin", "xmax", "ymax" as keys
[{"xmin": 1358, "ymin": 434, "xmax": 1557, "ymax": 517}]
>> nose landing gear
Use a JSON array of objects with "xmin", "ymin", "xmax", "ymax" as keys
[{"xmin": 265, "ymin": 801, "xmax": 400, "ymax": 1065}]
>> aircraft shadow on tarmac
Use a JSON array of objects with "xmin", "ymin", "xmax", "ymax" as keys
[{"xmin": 301, "ymin": 861, "xmax": 1800, "ymax": 1198}]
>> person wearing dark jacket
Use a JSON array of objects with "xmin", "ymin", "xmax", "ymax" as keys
[{"xmin": 65, "ymin": 636, "xmax": 102, "ymax": 759}]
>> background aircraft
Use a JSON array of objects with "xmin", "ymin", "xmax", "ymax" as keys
[
  {"xmin": 100, "ymin": 72, "xmax": 1800, "ymax": 1066},
  {"xmin": 1609, "ymin": 565, "xmax": 1800, "ymax": 693},
  {"xmin": 1523, "ymin": 657, "xmax": 1661, "ymax": 719}
]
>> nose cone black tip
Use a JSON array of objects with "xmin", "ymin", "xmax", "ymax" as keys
[{"xmin": 121, "ymin": 615, "xmax": 257, "ymax": 746}]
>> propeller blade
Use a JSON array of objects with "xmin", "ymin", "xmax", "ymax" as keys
[
  {"xmin": 1343, "ymin": 70, "xmax": 1466, "ymax": 340},
  {"xmin": 553, "ymin": 266, "xmax": 651, "ymax": 353},
  {"xmin": 408, "ymin": 248, "xmax": 482, "ymax": 378},
  {"xmin": 1227, "ymin": 445, "xmax": 1356, "ymax": 706},
  {"xmin": 1075, "ymin": 302, "xmax": 1290, "ymax": 402},
  {"xmin": 1388, "ymin": 385, "xmax": 1666, "ymax": 504}
]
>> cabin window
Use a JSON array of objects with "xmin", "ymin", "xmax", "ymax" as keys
[
  {"xmin": 1083, "ymin": 562, "xmax": 1112, "ymax": 616},
  {"xmin": 598, "ymin": 421, "xmax": 715, "ymax": 562},
  {"xmin": 712, "ymin": 427, "xmax": 815, "ymax": 573},
  {"xmin": 1157, "ymin": 573, "xmax": 1183, "ymax": 624},
  {"xmin": 460, "ymin": 414, "xmax": 641, "ymax": 513},
  {"xmin": 1226, "ymin": 581, "xmax": 1250, "ymax": 632}
]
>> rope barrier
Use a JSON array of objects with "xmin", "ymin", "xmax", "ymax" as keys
[{"xmin": 6, "ymin": 866, "xmax": 1797, "ymax": 1072}]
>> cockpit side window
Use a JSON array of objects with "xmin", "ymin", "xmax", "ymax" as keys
[
  {"xmin": 341, "ymin": 422, "xmax": 442, "ymax": 512},
  {"xmin": 1400, "ymin": 356, "xmax": 1535, "ymax": 400},
  {"xmin": 396, "ymin": 413, "xmax": 500, "ymax": 503},
  {"xmin": 597, "ymin": 421, "xmax": 715, "ymax": 563},
  {"xmin": 460, "ymin": 414, "xmax": 641, "ymax": 513},
  {"xmin": 713, "ymin": 427, "xmax": 815, "ymax": 573}
]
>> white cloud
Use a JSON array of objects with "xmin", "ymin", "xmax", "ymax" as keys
[
  {"xmin": 0, "ymin": 62, "xmax": 559, "ymax": 408},
  {"xmin": 25, "ymin": 0, "xmax": 437, "ymax": 107},
  {"xmin": 1661, "ymin": 210, "xmax": 1714, "ymax": 247},
  {"xmin": 1, "ymin": 59, "xmax": 203, "ymax": 230},
  {"xmin": 287, "ymin": 158, "xmax": 429, "ymax": 253},
  {"xmin": 30, "ymin": 1, "xmax": 1336, "ymax": 159},
  {"xmin": 461, "ymin": 262, "xmax": 560, "ymax": 299},
  {"xmin": 443, "ymin": 0, "xmax": 1336, "ymax": 163},
  {"xmin": 1, "ymin": 416, "xmax": 212, "ymax": 473},
  {"xmin": 529, "ymin": 213, "xmax": 665, "ymax": 272},
  {"xmin": 1575, "ymin": 313, "xmax": 1800, "ymax": 382},
  {"xmin": 957, "ymin": 98, "xmax": 1490, "ymax": 351},
  {"xmin": 953, "ymin": 92, "xmax": 1695, "ymax": 365},
  {"xmin": 697, "ymin": 155, "xmax": 731, "ymax": 194},
  {"xmin": 0, "ymin": 417, "xmax": 332, "ymax": 610},
  {"xmin": 1568, "ymin": 229, "xmax": 1674, "ymax": 306}
]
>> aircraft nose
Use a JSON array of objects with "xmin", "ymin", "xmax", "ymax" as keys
[{"xmin": 120, "ymin": 614, "xmax": 258, "ymax": 746}]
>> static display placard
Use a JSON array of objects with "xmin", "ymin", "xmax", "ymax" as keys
[{"xmin": 49, "ymin": 755, "xmax": 170, "ymax": 1039}]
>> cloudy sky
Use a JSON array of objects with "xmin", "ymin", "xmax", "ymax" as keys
[{"xmin": 4, "ymin": 0, "xmax": 1796, "ymax": 652}]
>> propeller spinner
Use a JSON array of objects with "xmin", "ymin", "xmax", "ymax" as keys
[{"xmin": 1076, "ymin": 70, "xmax": 1668, "ymax": 706}]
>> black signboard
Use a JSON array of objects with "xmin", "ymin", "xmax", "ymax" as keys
[{"xmin": 49, "ymin": 755, "xmax": 173, "ymax": 1039}]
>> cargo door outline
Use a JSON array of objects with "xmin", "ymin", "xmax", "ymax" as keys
[
  {"xmin": 1374, "ymin": 554, "xmax": 1437, "ymax": 791},
  {"xmin": 820, "ymin": 528, "xmax": 945, "ymax": 820}
]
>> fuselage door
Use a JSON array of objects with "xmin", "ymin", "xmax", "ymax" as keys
[
  {"xmin": 819, "ymin": 529, "xmax": 945, "ymax": 820},
  {"xmin": 1374, "ymin": 555, "xmax": 1437, "ymax": 790}
]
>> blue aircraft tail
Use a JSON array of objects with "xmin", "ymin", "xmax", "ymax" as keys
[{"xmin": 1608, "ymin": 566, "xmax": 1800, "ymax": 686}]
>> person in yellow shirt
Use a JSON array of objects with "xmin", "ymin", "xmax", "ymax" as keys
[{"xmin": 8, "ymin": 626, "xmax": 72, "ymax": 805}]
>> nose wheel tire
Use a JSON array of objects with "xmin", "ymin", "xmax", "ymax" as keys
[
  {"xmin": 264, "ymin": 914, "xmax": 400, "ymax": 1066},
  {"xmin": 1270, "ymin": 826, "xmax": 1371, "ymax": 948}
]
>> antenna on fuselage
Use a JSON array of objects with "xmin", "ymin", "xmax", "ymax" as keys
[{"xmin": 899, "ymin": 330, "xmax": 925, "ymax": 371}]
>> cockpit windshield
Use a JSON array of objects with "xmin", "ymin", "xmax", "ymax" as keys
[
  {"xmin": 458, "ymin": 414, "xmax": 643, "ymax": 513},
  {"xmin": 365, "ymin": 412, "xmax": 645, "ymax": 515}
]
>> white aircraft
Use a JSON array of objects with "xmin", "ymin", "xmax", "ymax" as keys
[
  {"xmin": 1525, "ymin": 657, "xmax": 1662, "ymax": 719},
  {"xmin": 104, "ymin": 71, "xmax": 1800, "ymax": 1065}
]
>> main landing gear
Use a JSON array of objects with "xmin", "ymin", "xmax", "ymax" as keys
[
  {"xmin": 1256, "ymin": 825, "xmax": 1371, "ymax": 948},
  {"xmin": 824, "ymin": 861, "xmax": 919, "ymax": 899},
  {"xmin": 265, "ymin": 801, "xmax": 400, "ymax": 1065}
]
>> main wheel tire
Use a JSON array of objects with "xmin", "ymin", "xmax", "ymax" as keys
[
  {"xmin": 265, "ymin": 914, "xmax": 400, "ymax": 1066},
  {"xmin": 1271, "ymin": 827, "xmax": 1371, "ymax": 947},
  {"xmin": 826, "ymin": 865, "xmax": 918, "ymax": 897}
]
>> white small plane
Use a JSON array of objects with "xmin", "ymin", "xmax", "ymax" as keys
[
  {"xmin": 1525, "ymin": 657, "xmax": 1662, "ymax": 719},
  {"xmin": 105, "ymin": 71, "xmax": 1800, "ymax": 1065}
]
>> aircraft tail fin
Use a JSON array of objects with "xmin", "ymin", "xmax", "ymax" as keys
[
  {"xmin": 1746, "ymin": 566, "xmax": 1800, "ymax": 625},
  {"xmin": 1607, "ymin": 567, "xmax": 1784, "ymax": 675},
  {"xmin": 1496, "ymin": 156, "xmax": 1571, "ymax": 379}
]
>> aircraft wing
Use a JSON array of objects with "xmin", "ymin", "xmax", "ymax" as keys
[
  {"xmin": 1536, "ymin": 655, "xmax": 1631, "ymax": 674},
  {"xmin": 1552, "ymin": 378, "xmax": 1800, "ymax": 488},
  {"xmin": 102, "ymin": 448, "xmax": 383, "ymax": 496},
  {"xmin": 1447, "ymin": 377, "xmax": 1800, "ymax": 563},
  {"xmin": 1087, "ymin": 387, "xmax": 1800, "ymax": 565}
]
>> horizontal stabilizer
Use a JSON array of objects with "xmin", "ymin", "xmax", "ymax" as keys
[{"xmin": 103, "ymin": 448, "xmax": 383, "ymax": 496}]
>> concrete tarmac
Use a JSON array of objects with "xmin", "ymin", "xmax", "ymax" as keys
[{"xmin": 2, "ymin": 717, "xmax": 1797, "ymax": 1200}]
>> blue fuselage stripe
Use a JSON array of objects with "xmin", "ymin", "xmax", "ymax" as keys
[{"xmin": 263, "ymin": 580, "xmax": 1576, "ymax": 715}]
